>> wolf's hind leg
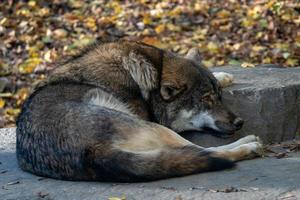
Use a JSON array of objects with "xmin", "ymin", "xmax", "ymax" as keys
[
  {"xmin": 100, "ymin": 145, "xmax": 235, "ymax": 182},
  {"xmin": 103, "ymin": 123, "xmax": 235, "ymax": 181}
]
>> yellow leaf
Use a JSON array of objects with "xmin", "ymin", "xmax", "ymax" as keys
[
  {"xmin": 0, "ymin": 98, "xmax": 5, "ymax": 108},
  {"xmin": 142, "ymin": 14, "xmax": 152, "ymax": 25},
  {"xmin": 256, "ymin": 32, "xmax": 264, "ymax": 39},
  {"xmin": 169, "ymin": 6, "xmax": 181, "ymax": 17},
  {"xmin": 295, "ymin": 35, "xmax": 300, "ymax": 43},
  {"xmin": 286, "ymin": 58, "xmax": 298, "ymax": 67},
  {"xmin": 178, "ymin": 48, "xmax": 188, "ymax": 55},
  {"xmin": 85, "ymin": 17, "xmax": 97, "ymax": 31},
  {"xmin": 142, "ymin": 37, "xmax": 158, "ymax": 45},
  {"xmin": 5, "ymin": 108, "xmax": 21, "ymax": 117},
  {"xmin": 194, "ymin": 2, "xmax": 209, "ymax": 13},
  {"xmin": 202, "ymin": 59, "xmax": 215, "ymax": 68},
  {"xmin": 155, "ymin": 24, "xmax": 166, "ymax": 34},
  {"xmin": 108, "ymin": 196, "xmax": 126, "ymax": 200},
  {"xmin": 247, "ymin": 5, "xmax": 263, "ymax": 19},
  {"xmin": 207, "ymin": 42, "xmax": 219, "ymax": 53},
  {"xmin": 241, "ymin": 62, "xmax": 255, "ymax": 68},
  {"xmin": 293, "ymin": 17, "xmax": 300, "ymax": 24},
  {"xmin": 0, "ymin": 17, "xmax": 7, "ymax": 26},
  {"xmin": 71, "ymin": 36, "xmax": 95, "ymax": 49},
  {"xmin": 17, "ymin": 9, "xmax": 31, "ymax": 17},
  {"xmin": 262, "ymin": 57, "xmax": 272, "ymax": 64},
  {"xmin": 252, "ymin": 45, "xmax": 265, "ymax": 52},
  {"xmin": 166, "ymin": 23, "xmax": 181, "ymax": 32},
  {"xmin": 219, "ymin": 24, "xmax": 231, "ymax": 31},
  {"xmin": 0, "ymin": 93, "xmax": 13, "ymax": 98},
  {"xmin": 16, "ymin": 88, "xmax": 30, "ymax": 102},
  {"xmin": 242, "ymin": 18, "xmax": 255, "ymax": 27},
  {"xmin": 281, "ymin": 14, "xmax": 292, "ymax": 21},
  {"xmin": 232, "ymin": 43, "xmax": 241, "ymax": 50},
  {"xmin": 39, "ymin": 8, "xmax": 50, "ymax": 17},
  {"xmin": 69, "ymin": 0, "xmax": 84, "ymax": 8},
  {"xmin": 28, "ymin": 1, "xmax": 36, "ymax": 7},
  {"xmin": 19, "ymin": 58, "xmax": 42, "ymax": 74},
  {"xmin": 274, "ymin": 43, "xmax": 289, "ymax": 51},
  {"xmin": 217, "ymin": 60, "xmax": 225, "ymax": 66},
  {"xmin": 53, "ymin": 29, "xmax": 68, "ymax": 39},
  {"xmin": 217, "ymin": 10, "xmax": 231, "ymax": 18},
  {"xmin": 193, "ymin": 29, "xmax": 208, "ymax": 40},
  {"xmin": 108, "ymin": 2, "xmax": 122, "ymax": 14},
  {"xmin": 265, "ymin": 0, "xmax": 276, "ymax": 9}
]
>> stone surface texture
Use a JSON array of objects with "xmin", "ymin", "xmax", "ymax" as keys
[
  {"xmin": 1, "ymin": 128, "xmax": 300, "ymax": 200},
  {"xmin": 210, "ymin": 65, "xmax": 300, "ymax": 143}
]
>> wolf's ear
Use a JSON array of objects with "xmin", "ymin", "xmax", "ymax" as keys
[
  {"xmin": 136, "ymin": 42, "xmax": 164, "ymax": 68},
  {"xmin": 160, "ymin": 82, "xmax": 185, "ymax": 101},
  {"xmin": 185, "ymin": 47, "xmax": 202, "ymax": 64},
  {"xmin": 122, "ymin": 43, "xmax": 163, "ymax": 99}
]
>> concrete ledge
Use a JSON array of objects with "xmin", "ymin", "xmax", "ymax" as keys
[
  {"xmin": 1, "ymin": 128, "xmax": 300, "ymax": 200},
  {"xmin": 211, "ymin": 65, "xmax": 300, "ymax": 143}
]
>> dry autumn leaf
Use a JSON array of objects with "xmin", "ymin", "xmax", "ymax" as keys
[
  {"xmin": 241, "ymin": 62, "xmax": 255, "ymax": 68},
  {"xmin": 0, "ymin": 98, "xmax": 5, "ymax": 108}
]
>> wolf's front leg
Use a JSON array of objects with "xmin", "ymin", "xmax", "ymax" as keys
[{"xmin": 207, "ymin": 135, "xmax": 264, "ymax": 162}]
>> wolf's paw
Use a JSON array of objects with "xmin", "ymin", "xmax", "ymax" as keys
[
  {"xmin": 212, "ymin": 72, "xmax": 234, "ymax": 88},
  {"xmin": 244, "ymin": 141, "xmax": 264, "ymax": 158},
  {"xmin": 237, "ymin": 135, "xmax": 262, "ymax": 145}
]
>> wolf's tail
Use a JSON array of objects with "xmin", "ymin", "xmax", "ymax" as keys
[{"xmin": 86, "ymin": 145, "xmax": 235, "ymax": 182}]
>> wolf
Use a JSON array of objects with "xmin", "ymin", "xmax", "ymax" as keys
[{"xmin": 16, "ymin": 40, "xmax": 263, "ymax": 182}]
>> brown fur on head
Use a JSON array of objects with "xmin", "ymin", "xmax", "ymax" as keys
[{"xmin": 149, "ymin": 47, "xmax": 243, "ymax": 136}]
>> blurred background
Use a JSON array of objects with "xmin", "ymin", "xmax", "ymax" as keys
[{"xmin": 0, "ymin": 0, "xmax": 299, "ymax": 127}]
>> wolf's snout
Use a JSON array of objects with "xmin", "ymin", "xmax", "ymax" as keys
[{"xmin": 233, "ymin": 117, "xmax": 244, "ymax": 130}]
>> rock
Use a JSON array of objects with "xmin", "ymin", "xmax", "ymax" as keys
[{"xmin": 210, "ymin": 65, "xmax": 300, "ymax": 144}]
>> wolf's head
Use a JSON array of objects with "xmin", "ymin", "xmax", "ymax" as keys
[{"xmin": 149, "ymin": 48, "xmax": 243, "ymax": 137}]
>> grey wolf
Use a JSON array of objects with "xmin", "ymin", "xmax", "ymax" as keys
[{"xmin": 16, "ymin": 40, "xmax": 263, "ymax": 182}]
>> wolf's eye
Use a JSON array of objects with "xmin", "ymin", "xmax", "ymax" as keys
[{"xmin": 200, "ymin": 92, "xmax": 217, "ymax": 108}]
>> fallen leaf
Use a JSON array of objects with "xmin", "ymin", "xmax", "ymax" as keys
[
  {"xmin": 155, "ymin": 24, "xmax": 166, "ymax": 34},
  {"xmin": 0, "ymin": 98, "xmax": 5, "ymax": 108},
  {"xmin": 53, "ymin": 29, "xmax": 68, "ymax": 39},
  {"xmin": 7, "ymin": 181, "xmax": 20, "ymax": 185},
  {"xmin": 241, "ymin": 62, "xmax": 255, "ymax": 68},
  {"xmin": 108, "ymin": 197, "xmax": 126, "ymax": 200}
]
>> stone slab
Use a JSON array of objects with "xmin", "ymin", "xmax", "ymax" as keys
[
  {"xmin": 209, "ymin": 65, "xmax": 300, "ymax": 144},
  {"xmin": 1, "ymin": 128, "xmax": 300, "ymax": 200}
]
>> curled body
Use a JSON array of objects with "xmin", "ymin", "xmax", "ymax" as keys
[{"xmin": 16, "ymin": 41, "xmax": 263, "ymax": 182}]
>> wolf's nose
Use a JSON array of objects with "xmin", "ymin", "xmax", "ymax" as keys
[{"xmin": 233, "ymin": 117, "xmax": 244, "ymax": 130}]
